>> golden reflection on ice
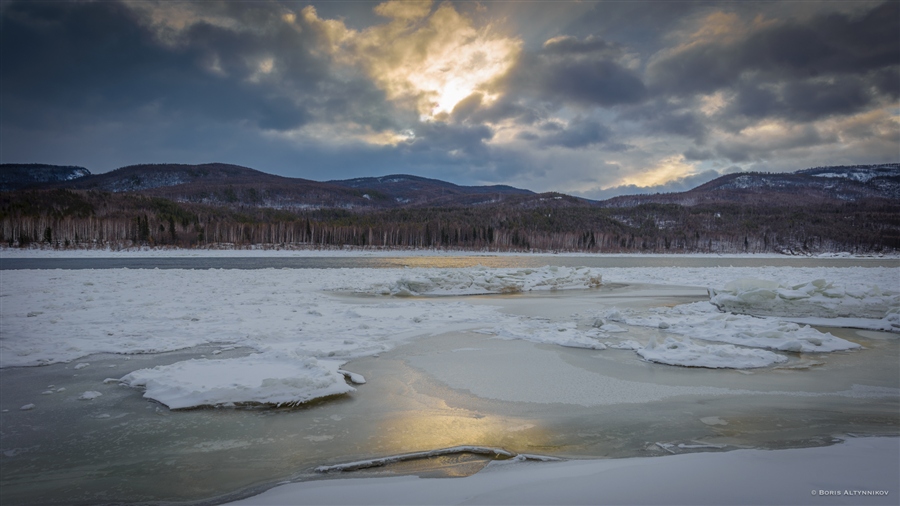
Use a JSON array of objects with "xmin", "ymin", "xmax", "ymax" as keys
[{"xmin": 374, "ymin": 409, "xmax": 552, "ymax": 458}]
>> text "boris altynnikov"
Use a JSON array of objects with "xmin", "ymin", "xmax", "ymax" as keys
[{"xmin": 813, "ymin": 490, "xmax": 889, "ymax": 497}]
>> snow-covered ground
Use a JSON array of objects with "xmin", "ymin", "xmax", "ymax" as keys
[{"xmin": 230, "ymin": 436, "xmax": 899, "ymax": 506}]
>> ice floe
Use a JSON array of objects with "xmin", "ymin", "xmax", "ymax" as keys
[
  {"xmin": 616, "ymin": 301, "xmax": 861, "ymax": 353},
  {"xmin": 77, "ymin": 391, "xmax": 103, "ymax": 400},
  {"xmin": 637, "ymin": 336, "xmax": 789, "ymax": 369},
  {"xmin": 361, "ymin": 266, "xmax": 602, "ymax": 296},
  {"xmin": 710, "ymin": 278, "xmax": 898, "ymax": 319},
  {"xmin": 117, "ymin": 353, "xmax": 355, "ymax": 409}
]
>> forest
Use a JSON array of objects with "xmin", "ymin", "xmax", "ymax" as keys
[{"xmin": 2, "ymin": 188, "xmax": 898, "ymax": 254}]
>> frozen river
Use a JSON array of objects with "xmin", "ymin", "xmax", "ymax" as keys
[{"xmin": 0, "ymin": 254, "xmax": 897, "ymax": 504}]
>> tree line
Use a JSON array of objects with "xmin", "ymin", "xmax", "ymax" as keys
[{"xmin": 1, "ymin": 189, "xmax": 897, "ymax": 254}]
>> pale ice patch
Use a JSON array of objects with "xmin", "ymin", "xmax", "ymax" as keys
[
  {"xmin": 782, "ymin": 312, "xmax": 900, "ymax": 333},
  {"xmin": 488, "ymin": 320, "xmax": 608, "ymax": 350},
  {"xmin": 304, "ymin": 435, "xmax": 334, "ymax": 443},
  {"xmin": 360, "ymin": 266, "xmax": 602, "ymax": 296},
  {"xmin": 615, "ymin": 302, "xmax": 861, "ymax": 353},
  {"xmin": 637, "ymin": 337, "xmax": 789, "ymax": 369},
  {"xmin": 117, "ymin": 352, "xmax": 354, "ymax": 409},
  {"xmin": 710, "ymin": 278, "xmax": 898, "ymax": 320},
  {"xmin": 78, "ymin": 391, "xmax": 103, "ymax": 400},
  {"xmin": 0, "ymin": 268, "xmax": 502, "ymax": 368},
  {"xmin": 193, "ymin": 440, "xmax": 252, "ymax": 452}
]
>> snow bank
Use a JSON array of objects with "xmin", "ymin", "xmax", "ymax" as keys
[
  {"xmin": 637, "ymin": 337, "xmax": 789, "ymax": 369},
  {"xmin": 618, "ymin": 302, "xmax": 861, "ymax": 353},
  {"xmin": 229, "ymin": 437, "xmax": 899, "ymax": 506},
  {"xmin": 361, "ymin": 266, "xmax": 602, "ymax": 296},
  {"xmin": 118, "ymin": 353, "xmax": 354, "ymax": 409},
  {"xmin": 710, "ymin": 278, "xmax": 899, "ymax": 319}
]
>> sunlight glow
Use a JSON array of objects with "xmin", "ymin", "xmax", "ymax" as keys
[
  {"xmin": 619, "ymin": 155, "xmax": 698, "ymax": 188},
  {"xmin": 304, "ymin": 1, "xmax": 520, "ymax": 121}
]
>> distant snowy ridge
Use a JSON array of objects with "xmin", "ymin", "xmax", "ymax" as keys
[
  {"xmin": 0, "ymin": 163, "xmax": 91, "ymax": 190},
  {"xmin": 799, "ymin": 163, "xmax": 900, "ymax": 182}
]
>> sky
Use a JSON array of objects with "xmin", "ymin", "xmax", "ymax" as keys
[{"xmin": 1, "ymin": 0, "xmax": 898, "ymax": 198}]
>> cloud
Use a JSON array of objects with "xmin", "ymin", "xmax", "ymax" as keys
[
  {"xmin": 1, "ymin": 0, "xmax": 895, "ymax": 196},
  {"xmin": 648, "ymin": 3, "xmax": 899, "ymax": 95},
  {"xmin": 618, "ymin": 98, "xmax": 710, "ymax": 142},
  {"xmin": 303, "ymin": 1, "xmax": 521, "ymax": 120},
  {"xmin": 506, "ymin": 34, "xmax": 646, "ymax": 108},
  {"xmin": 646, "ymin": 2, "xmax": 900, "ymax": 123},
  {"xmin": 575, "ymin": 170, "xmax": 724, "ymax": 201},
  {"xmin": 0, "ymin": 0, "xmax": 337, "ymax": 133},
  {"xmin": 713, "ymin": 122, "xmax": 836, "ymax": 163},
  {"xmin": 535, "ymin": 117, "xmax": 612, "ymax": 148}
]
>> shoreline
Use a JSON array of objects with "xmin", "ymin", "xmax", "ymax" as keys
[
  {"xmin": 1, "ymin": 245, "xmax": 895, "ymax": 259},
  {"xmin": 228, "ymin": 435, "xmax": 899, "ymax": 505}
]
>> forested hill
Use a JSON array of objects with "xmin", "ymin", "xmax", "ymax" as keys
[
  {"xmin": 1, "ymin": 162, "xmax": 898, "ymax": 254},
  {"xmin": 0, "ymin": 163, "xmax": 535, "ymax": 209},
  {"xmin": 602, "ymin": 164, "xmax": 900, "ymax": 207},
  {"xmin": 0, "ymin": 164, "xmax": 91, "ymax": 191}
]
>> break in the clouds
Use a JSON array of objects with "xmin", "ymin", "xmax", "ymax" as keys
[{"xmin": 1, "ymin": 0, "xmax": 897, "ymax": 197}]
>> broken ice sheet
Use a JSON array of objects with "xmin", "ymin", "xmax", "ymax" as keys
[{"xmin": 117, "ymin": 352, "xmax": 355, "ymax": 409}]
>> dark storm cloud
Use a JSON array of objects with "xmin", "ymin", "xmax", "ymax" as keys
[
  {"xmin": 619, "ymin": 99, "xmax": 710, "ymax": 142},
  {"xmin": 537, "ymin": 117, "xmax": 612, "ymax": 149},
  {"xmin": 0, "ymin": 0, "xmax": 391, "ymax": 134},
  {"xmin": 683, "ymin": 147, "xmax": 715, "ymax": 162},
  {"xmin": 647, "ymin": 2, "xmax": 899, "ymax": 109},
  {"xmin": 564, "ymin": 0, "xmax": 712, "ymax": 55},
  {"xmin": 469, "ymin": 95, "xmax": 542, "ymax": 126},
  {"xmin": 406, "ymin": 122, "xmax": 494, "ymax": 159},
  {"xmin": 504, "ymin": 34, "xmax": 646, "ymax": 109},
  {"xmin": 712, "ymin": 125, "xmax": 836, "ymax": 164},
  {"xmin": 725, "ymin": 76, "xmax": 876, "ymax": 123}
]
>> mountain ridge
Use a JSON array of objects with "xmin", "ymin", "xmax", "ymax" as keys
[
  {"xmin": 2, "ymin": 162, "xmax": 898, "ymax": 254},
  {"xmin": 2, "ymin": 162, "xmax": 898, "ymax": 210}
]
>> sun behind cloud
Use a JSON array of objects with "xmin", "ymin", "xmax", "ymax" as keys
[{"xmin": 303, "ymin": 0, "xmax": 521, "ymax": 121}]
